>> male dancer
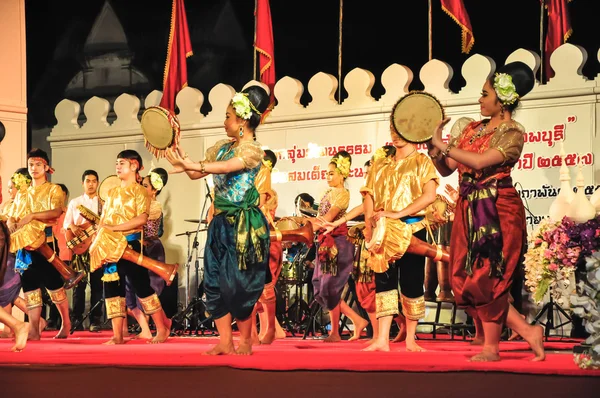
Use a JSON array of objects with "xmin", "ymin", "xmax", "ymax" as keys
[
  {"xmin": 6, "ymin": 148, "xmax": 73, "ymax": 339},
  {"xmin": 89, "ymin": 150, "xmax": 170, "ymax": 345},
  {"xmin": 64, "ymin": 170, "xmax": 104, "ymax": 331},
  {"xmin": 362, "ymin": 126, "xmax": 439, "ymax": 352}
]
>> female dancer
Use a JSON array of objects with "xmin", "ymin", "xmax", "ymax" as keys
[
  {"xmin": 311, "ymin": 151, "xmax": 368, "ymax": 342},
  {"xmin": 166, "ymin": 86, "xmax": 270, "ymax": 355},
  {"xmin": 0, "ymin": 170, "xmax": 30, "ymax": 319},
  {"xmin": 428, "ymin": 61, "xmax": 544, "ymax": 362}
]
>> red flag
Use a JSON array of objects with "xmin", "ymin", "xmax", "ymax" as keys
[
  {"xmin": 254, "ymin": 0, "xmax": 276, "ymax": 109},
  {"xmin": 440, "ymin": 0, "xmax": 475, "ymax": 54},
  {"xmin": 160, "ymin": 0, "xmax": 193, "ymax": 111},
  {"xmin": 544, "ymin": 0, "xmax": 573, "ymax": 79}
]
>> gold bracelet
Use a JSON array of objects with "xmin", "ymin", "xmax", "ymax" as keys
[
  {"xmin": 200, "ymin": 161, "xmax": 206, "ymax": 174},
  {"xmin": 442, "ymin": 143, "xmax": 455, "ymax": 157}
]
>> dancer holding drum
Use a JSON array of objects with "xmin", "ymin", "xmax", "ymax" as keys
[
  {"xmin": 166, "ymin": 86, "xmax": 270, "ymax": 355},
  {"xmin": 362, "ymin": 95, "xmax": 441, "ymax": 353},
  {"xmin": 89, "ymin": 150, "xmax": 174, "ymax": 345},
  {"xmin": 427, "ymin": 62, "xmax": 544, "ymax": 362},
  {"xmin": 5, "ymin": 149, "xmax": 81, "ymax": 340}
]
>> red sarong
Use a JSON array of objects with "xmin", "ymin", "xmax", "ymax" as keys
[{"xmin": 449, "ymin": 186, "xmax": 525, "ymax": 324}]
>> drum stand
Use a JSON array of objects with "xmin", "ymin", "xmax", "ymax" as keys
[
  {"xmin": 532, "ymin": 287, "xmax": 573, "ymax": 340},
  {"xmin": 279, "ymin": 244, "xmax": 312, "ymax": 336},
  {"xmin": 171, "ymin": 181, "xmax": 215, "ymax": 336}
]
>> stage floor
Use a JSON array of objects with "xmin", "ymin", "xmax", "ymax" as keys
[{"xmin": 0, "ymin": 331, "xmax": 597, "ymax": 376}]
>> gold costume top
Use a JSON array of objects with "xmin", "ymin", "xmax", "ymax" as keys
[
  {"xmin": 90, "ymin": 182, "xmax": 150, "ymax": 274},
  {"xmin": 9, "ymin": 182, "xmax": 64, "ymax": 252},
  {"xmin": 360, "ymin": 152, "xmax": 439, "ymax": 273},
  {"xmin": 318, "ymin": 187, "xmax": 349, "ymax": 221},
  {"xmin": 100, "ymin": 183, "xmax": 150, "ymax": 234},
  {"xmin": 449, "ymin": 117, "xmax": 525, "ymax": 183},
  {"xmin": 360, "ymin": 151, "xmax": 439, "ymax": 217},
  {"xmin": 0, "ymin": 199, "xmax": 14, "ymax": 221},
  {"xmin": 255, "ymin": 165, "xmax": 278, "ymax": 217}
]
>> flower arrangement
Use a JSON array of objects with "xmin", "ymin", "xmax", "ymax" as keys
[
  {"xmin": 571, "ymin": 252, "xmax": 600, "ymax": 369},
  {"xmin": 524, "ymin": 216, "xmax": 600, "ymax": 305},
  {"xmin": 493, "ymin": 73, "xmax": 519, "ymax": 105}
]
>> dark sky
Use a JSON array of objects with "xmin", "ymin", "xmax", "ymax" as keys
[{"xmin": 25, "ymin": 0, "xmax": 599, "ymax": 129}]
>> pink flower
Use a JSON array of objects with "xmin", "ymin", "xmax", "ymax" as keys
[
  {"xmin": 544, "ymin": 249, "xmax": 553, "ymax": 259},
  {"xmin": 534, "ymin": 238, "xmax": 542, "ymax": 245},
  {"xmin": 548, "ymin": 263, "xmax": 558, "ymax": 272}
]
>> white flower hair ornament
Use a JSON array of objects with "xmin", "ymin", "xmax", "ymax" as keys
[
  {"xmin": 11, "ymin": 172, "xmax": 31, "ymax": 191},
  {"xmin": 149, "ymin": 171, "xmax": 164, "ymax": 191},
  {"xmin": 493, "ymin": 73, "xmax": 519, "ymax": 106},
  {"xmin": 332, "ymin": 156, "xmax": 351, "ymax": 179},
  {"xmin": 231, "ymin": 92, "xmax": 262, "ymax": 120}
]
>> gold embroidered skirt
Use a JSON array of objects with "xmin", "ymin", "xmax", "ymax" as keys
[
  {"xmin": 10, "ymin": 220, "xmax": 47, "ymax": 253},
  {"xmin": 89, "ymin": 227, "xmax": 128, "ymax": 272},
  {"xmin": 367, "ymin": 218, "xmax": 418, "ymax": 273}
]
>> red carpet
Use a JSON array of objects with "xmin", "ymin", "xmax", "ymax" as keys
[{"xmin": 0, "ymin": 331, "xmax": 598, "ymax": 377}]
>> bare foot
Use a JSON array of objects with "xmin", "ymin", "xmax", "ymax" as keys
[
  {"xmin": 236, "ymin": 340, "xmax": 253, "ymax": 355},
  {"xmin": 251, "ymin": 330, "xmax": 260, "ymax": 346},
  {"xmin": 275, "ymin": 324, "xmax": 286, "ymax": 339},
  {"xmin": 204, "ymin": 342, "xmax": 235, "ymax": 355},
  {"xmin": 38, "ymin": 318, "xmax": 47, "ymax": 335},
  {"xmin": 348, "ymin": 318, "xmax": 369, "ymax": 341},
  {"xmin": 103, "ymin": 336, "xmax": 126, "ymax": 345},
  {"xmin": 470, "ymin": 336, "xmax": 484, "ymax": 345},
  {"xmin": 362, "ymin": 340, "xmax": 390, "ymax": 352},
  {"xmin": 323, "ymin": 333, "xmax": 341, "ymax": 343},
  {"xmin": 11, "ymin": 322, "xmax": 29, "ymax": 352},
  {"xmin": 470, "ymin": 350, "xmax": 500, "ymax": 362},
  {"xmin": 54, "ymin": 321, "xmax": 71, "ymax": 339},
  {"xmin": 148, "ymin": 327, "xmax": 169, "ymax": 344},
  {"xmin": 392, "ymin": 324, "xmax": 407, "ymax": 343},
  {"xmin": 521, "ymin": 325, "xmax": 546, "ymax": 362},
  {"xmin": 28, "ymin": 327, "xmax": 41, "ymax": 341},
  {"xmin": 133, "ymin": 331, "xmax": 153, "ymax": 340},
  {"xmin": 260, "ymin": 330, "xmax": 276, "ymax": 345},
  {"xmin": 508, "ymin": 314, "xmax": 526, "ymax": 341},
  {"xmin": 406, "ymin": 341, "xmax": 426, "ymax": 352},
  {"xmin": 0, "ymin": 328, "xmax": 12, "ymax": 339},
  {"xmin": 364, "ymin": 338, "xmax": 377, "ymax": 345}
]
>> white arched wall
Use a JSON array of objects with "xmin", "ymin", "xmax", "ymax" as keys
[{"xmin": 49, "ymin": 44, "xmax": 600, "ymax": 319}]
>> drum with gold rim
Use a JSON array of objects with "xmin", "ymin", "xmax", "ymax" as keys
[
  {"xmin": 391, "ymin": 91, "xmax": 445, "ymax": 143},
  {"xmin": 141, "ymin": 106, "xmax": 181, "ymax": 159},
  {"xmin": 98, "ymin": 175, "xmax": 121, "ymax": 202}
]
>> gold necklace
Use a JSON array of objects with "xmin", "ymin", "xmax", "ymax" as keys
[{"xmin": 469, "ymin": 123, "xmax": 498, "ymax": 144}]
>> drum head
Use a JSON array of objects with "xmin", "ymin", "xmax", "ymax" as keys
[
  {"xmin": 391, "ymin": 91, "xmax": 444, "ymax": 143},
  {"xmin": 98, "ymin": 175, "xmax": 121, "ymax": 202},
  {"xmin": 275, "ymin": 217, "xmax": 302, "ymax": 231},
  {"xmin": 141, "ymin": 106, "xmax": 181, "ymax": 158}
]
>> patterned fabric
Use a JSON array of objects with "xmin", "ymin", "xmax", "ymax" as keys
[
  {"xmin": 450, "ymin": 117, "xmax": 525, "ymax": 183},
  {"xmin": 449, "ymin": 117, "xmax": 527, "ymax": 323},
  {"xmin": 207, "ymin": 139, "xmax": 263, "ymax": 203},
  {"xmin": 144, "ymin": 201, "xmax": 163, "ymax": 239},
  {"xmin": 318, "ymin": 187, "xmax": 349, "ymax": 221}
]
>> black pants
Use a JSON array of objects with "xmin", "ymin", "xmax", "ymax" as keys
[
  {"xmin": 103, "ymin": 241, "xmax": 155, "ymax": 300},
  {"xmin": 374, "ymin": 228, "xmax": 427, "ymax": 299},
  {"xmin": 20, "ymin": 250, "xmax": 64, "ymax": 292},
  {"xmin": 159, "ymin": 273, "xmax": 179, "ymax": 318},
  {"xmin": 72, "ymin": 265, "xmax": 104, "ymax": 323}
]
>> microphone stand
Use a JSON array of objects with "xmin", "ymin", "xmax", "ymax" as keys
[{"xmin": 171, "ymin": 178, "xmax": 213, "ymax": 335}]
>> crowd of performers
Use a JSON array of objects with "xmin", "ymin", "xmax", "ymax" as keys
[{"xmin": 0, "ymin": 61, "xmax": 545, "ymax": 361}]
